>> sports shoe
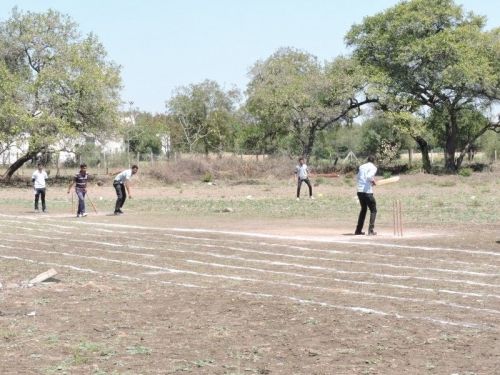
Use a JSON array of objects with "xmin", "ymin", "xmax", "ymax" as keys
[
  {"xmin": 118, "ymin": 209, "xmax": 124, "ymax": 214},
  {"xmin": 42, "ymin": 210, "xmax": 48, "ymax": 213},
  {"xmin": 76, "ymin": 213, "xmax": 81, "ymax": 218},
  {"xmin": 296, "ymin": 198, "xmax": 300, "ymax": 201},
  {"xmin": 34, "ymin": 208, "xmax": 40, "ymax": 213},
  {"xmin": 367, "ymin": 231, "xmax": 377, "ymax": 236},
  {"xmin": 354, "ymin": 231, "xmax": 365, "ymax": 235},
  {"xmin": 81, "ymin": 213, "xmax": 88, "ymax": 217},
  {"xmin": 114, "ymin": 211, "xmax": 122, "ymax": 215},
  {"xmin": 310, "ymin": 196, "xmax": 315, "ymax": 200}
]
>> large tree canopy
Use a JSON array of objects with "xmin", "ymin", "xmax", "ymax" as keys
[
  {"xmin": 166, "ymin": 80, "xmax": 240, "ymax": 155},
  {"xmin": 245, "ymin": 47, "xmax": 376, "ymax": 158},
  {"xmin": 346, "ymin": 0, "xmax": 500, "ymax": 172},
  {"xmin": 0, "ymin": 8, "xmax": 122, "ymax": 179}
]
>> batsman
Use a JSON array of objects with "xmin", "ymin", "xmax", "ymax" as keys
[{"xmin": 354, "ymin": 155, "xmax": 378, "ymax": 236}]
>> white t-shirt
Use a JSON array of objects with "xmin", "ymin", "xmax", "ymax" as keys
[
  {"xmin": 114, "ymin": 169, "xmax": 133, "ymax": 184},
  {"xmin": 357, "ymin": 162, "xmax": 377, "ymax": 193},
  {"xmin": 32, "ymin": 170, "xmax": 48, "ymax": 189},
  {"xmin": 295, "ymin": 164, "xmax": 309, "ymax": 180}
]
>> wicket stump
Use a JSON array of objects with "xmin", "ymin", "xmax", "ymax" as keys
[{"xmin": 393, "ymin": 200, "xmax": 403, "ymax": 237}]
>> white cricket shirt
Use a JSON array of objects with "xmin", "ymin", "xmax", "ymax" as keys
[
  {"xmin": 357, "ymin": 162, "xmax": 377, "ymax": 193},
  {"xmin": 32, "ymin": 170, "xmax": 48, "ymax": 189}
]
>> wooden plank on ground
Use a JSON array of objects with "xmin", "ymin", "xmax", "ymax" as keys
[{"xmin": 29, "ymin": 268, "xmax": 57, "ymax": 284}]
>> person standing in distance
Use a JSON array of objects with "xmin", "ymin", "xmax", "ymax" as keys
[
  {"xmin": 32, "ymin": 163, "xmax": 49, "ymax": 213},
  {"xmin": 113, "ymin": 165, "xmax": 138, "ymax": 215},
  {"xmin": 295, "ymin": 157, "xmax": 314, "ymax": 201},
  {"xmin": 67, "ymin": 164, "xmax": 89, "ymax": 217},
  {"xmin": 355, "ymin": 155, "xmax": 378, "ymax": 236}
]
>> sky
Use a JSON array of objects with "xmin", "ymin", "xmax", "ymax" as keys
[{"xmin": 1, "ymin": 0, "xmax": 498, "ymax": 114}]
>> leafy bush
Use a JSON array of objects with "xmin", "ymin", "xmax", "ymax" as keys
[
  {"xmin": 458, "ymin": 167, "xmax": 473, "ymax": 177},
  {"xmin": 201, "ymin": 172, "xmax": 213, "ymax": 183}
]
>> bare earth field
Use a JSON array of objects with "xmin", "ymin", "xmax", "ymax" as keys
[{"xmin": 0, "ymin": 171, "xmax": 499, "ymax": 374}]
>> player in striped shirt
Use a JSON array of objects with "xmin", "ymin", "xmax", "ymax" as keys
[{"xmin": 67, "ymin": 164, "xmax": 89, "ymax": 217}]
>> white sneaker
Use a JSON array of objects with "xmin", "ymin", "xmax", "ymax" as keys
[
  {"xmin": 81, "ymin": 213, "xmax": 88, "ymax": 217},
  {"xmin": 310, "ymin": 196, "xmax": 315, "ymax": 200},
  {"xmin": 296, "ymin": 197, "xmax": 300, "ymax": 201}
]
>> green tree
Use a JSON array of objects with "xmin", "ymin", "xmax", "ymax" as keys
[
  {"xmin": 127, "ymin": 112, "xmax": 167, "ymax": 156},
  {"xmin": 166, "ymin": 80, "xmax": 240, "ymax": 155},
  {"xmin": 246, "ymin": 48, "xmax": 376, "ymax": 158},
  {"xmin": 0, "ymin": 59, "xmax": 26, "ymax": 158},
  {"xmin": 0, "ymin": 8, "xmax": 121, "ymax": 180},
  {"xmin": 346, "ymin": 0, "xmax": 500, "ymax": 172}
]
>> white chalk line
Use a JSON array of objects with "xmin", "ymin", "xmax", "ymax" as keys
[
  {"xmin": 2, "ymin": 217, "xmax": 498, "ymax": 269},
  {"xmin": 10, "ymin": 235, "xmax": 500, "ymax": 303},
  {"xmin": 0, "ymin": 253, "xmax": 486, "ymax": 330},
  {"xmin": 86, "ymin": 229, "xmax": 499, "ymax": 271},
  {"xmin": 4, "ymin": 231, "xmax": 500, "ymax": 296},
  {"xmin": 165, "ymin": 227, "xmax": 500, "ymax": 257},
  {"xmin": 9, "ymin": 215, "xmax": 491, "ymax": 258},
  {"xmin": 184, "ymin": 259, "xmax": 500, "ymax": 300},
  {"xmin": 4, "ymin": 231, "xmax": 499, "ymax": 304},
  {"xmin": 1, "ymin": 238, "xmax": 155, "ymax": 258},
  {"xmin": 2, "ymin": 227, "xmax": 497, "ymax": 279},
  {"xmin": 1, "ymin": 244, "xmax": 499, "ymax": 321},
  {"xmin": 179, "ymin": 260, "xmax": 500, "ymax": 315},
  {"xmin": 163, "ymin": 239, "xmax": 499, "ymax": 277}
]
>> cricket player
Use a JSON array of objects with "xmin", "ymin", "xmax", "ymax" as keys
[{"xmin": 113, "ymin": 165, "xmax": 138, "ymax": 215}]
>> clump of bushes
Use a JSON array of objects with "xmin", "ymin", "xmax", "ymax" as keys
[{"xmin": 458, "ymin": 167, "xmax": 473, "ymax": 177}]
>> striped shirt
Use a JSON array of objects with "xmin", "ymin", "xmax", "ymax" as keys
[{"xmin": 74, "ymin": 172, "xmax": 89, "ymax": 191}]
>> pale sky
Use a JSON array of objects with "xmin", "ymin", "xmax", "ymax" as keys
[{"xmin": 1, "ymin": 1, "xmax": 498, "ymax": 113}]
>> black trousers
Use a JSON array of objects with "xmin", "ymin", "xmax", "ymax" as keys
[
  {"xmin": 114, "ymin": 182, "xmax": 126, "ymax": 212},
  {"xmin": 297, "ymin": 178, "xmax": 312, "ymax": 198},
  {"xmin": 356, "ymin": 192, "xmax": 377, "ymax": 233},
  {"xmin": 34, "ymin": 188, "xmax": 46, "ymax": 210}
]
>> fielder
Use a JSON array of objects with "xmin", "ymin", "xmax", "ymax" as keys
[
  {"xmin": 294, "ymin": 157, "xmax": 314, "ymax": 200},
  {"xmin": 32, "ymin": 163, "xmax": 48, "ymax": 213}
]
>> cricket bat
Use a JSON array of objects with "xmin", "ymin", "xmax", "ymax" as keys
[{"xmin": 375, "ymin": 176, "xmax": 400, "ymax": 186}]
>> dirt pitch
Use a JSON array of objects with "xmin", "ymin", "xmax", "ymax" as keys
[{"xmin": 0, "ymin": 179, "xmax": 499, "ymax": 374}]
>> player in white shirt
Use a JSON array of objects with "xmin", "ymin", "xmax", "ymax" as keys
[
  {"xmin": 113, "ymin": 165, "xmax": 138, "ymax": 215},
  {"xmin": 355, "ymin": 155, "xmax": 378, "ymax": 235},
  {"xmin": 294, "ymin": 157, "xmax": 314, "ymax": 200},
  {"xmin": 32, "ymin": 163, "xmax": 49, "ymax": 212}
]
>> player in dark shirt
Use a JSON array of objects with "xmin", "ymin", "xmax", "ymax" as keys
[{"xmin": 67, "ymin": 164, "xmax": 89, "ymax": 217}]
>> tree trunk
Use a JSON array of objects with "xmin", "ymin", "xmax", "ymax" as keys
[
  {"xmin": 303, "ymin": 127, "xmax": 317, "ymax": 160},
  {"xmin": 444, "ymin": 111, "xmax": 458, "ymax": 172},
  {"xmin": 2, "ymin": 151, "xmax": 38, "ymax": 181},
  {"xmin": 414, "ymin": 136, "xmax": 431, "ymax": 173}
]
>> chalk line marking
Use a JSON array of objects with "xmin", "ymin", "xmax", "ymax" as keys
[
  {"xmin": 0, "ymin": 253, "xmax": 486, "ymax": 330},
  {"xmin": 2, "ymin": 228, "xmax": 496, "ymax": 279},
  {"xmin": 1, "ymin": 245, "xmax": 498, "ymax": 319}
]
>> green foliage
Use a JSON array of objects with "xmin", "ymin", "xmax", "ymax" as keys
[
  {"xmin": 346, "ymin": 0, "xmax": 500, "ymax": 172},
  {"xmin": 246, "ymin": 48, "xmax": 376, "ymax": 158},
  {"xmin": 166, "ymin": 80, "xmax": 240, "ymax": 154},
  {"xmin": 0, "ymin": 8, "xmax": 121, "ymax": 178},
  {"xmin": 458, "ymin": 167, "xmax": 473, "ymax": 177},
  {"xmin": 124, "ymin": 112, "xmax": 167, "ymax": 155},
  {"xmin": 201, "ymin": 171, "xmax": 213, "ymax": 183}
]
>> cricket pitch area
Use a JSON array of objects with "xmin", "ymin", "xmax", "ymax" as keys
[{"xmin": 0, "ymin": 181, "xmax": 499, "ymax": 374}]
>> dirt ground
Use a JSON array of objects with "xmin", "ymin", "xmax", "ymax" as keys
[{"xmin": 0, "ymin": 174, "xmax": 499, "ymax": 374}]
